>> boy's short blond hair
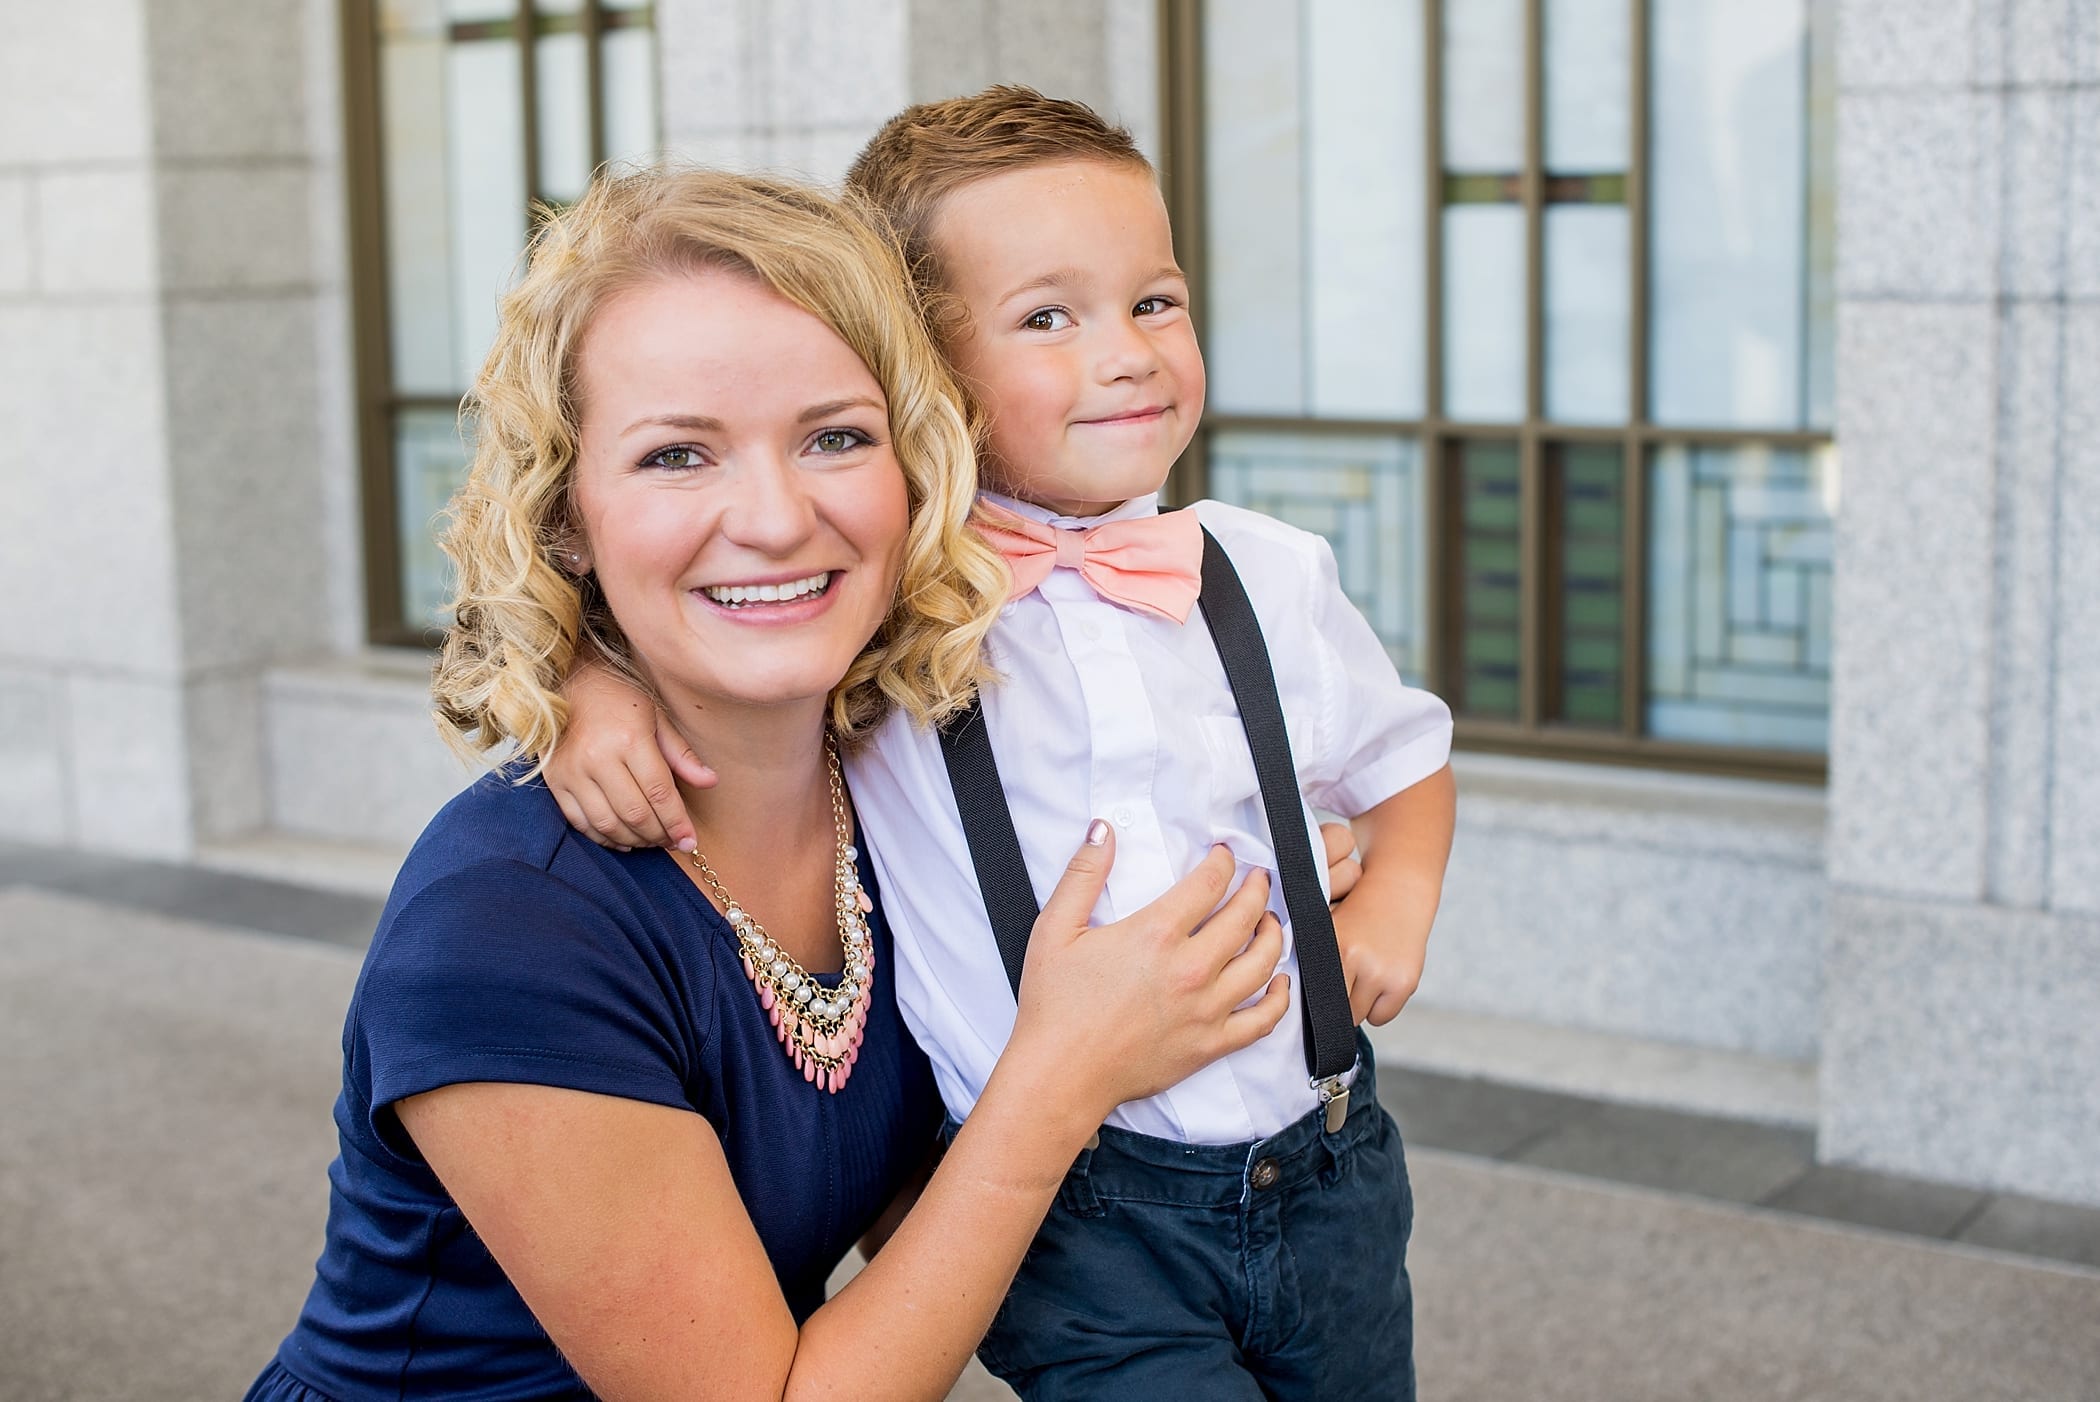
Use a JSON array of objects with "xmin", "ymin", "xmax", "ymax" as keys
[
  {"xmin": 431, "ymin": 167, "xmax": 1006, "ymax": 771},
  {"xmin": 844, "ymin": 85, "xmax": 1152, "ymax": 328}
]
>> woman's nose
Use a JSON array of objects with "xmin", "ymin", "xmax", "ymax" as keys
[{"xmin": 719, "ymin": 456, "xmax": 819, "ymax": 554}]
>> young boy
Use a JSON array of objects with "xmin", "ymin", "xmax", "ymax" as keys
[{"xmin": 552, "ymin": 88, "xmax": 1454, "ymax": 1400}]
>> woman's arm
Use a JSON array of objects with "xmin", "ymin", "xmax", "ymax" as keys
[{"xmin": 398, "ymin": 827, "xmax": 1287, "ymax": 1402}]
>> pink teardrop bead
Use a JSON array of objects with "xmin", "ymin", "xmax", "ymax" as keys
[
  {"xmin": 759, "ymin": 985, "xmax": 775, "ymax": 1010},
  {"xmin": 856, "ymin": 890, "xmax": 872, "ymax": 913},
  {"xmin": 803, "ymin": 1056, "xmax": 817, "ymax": 1083},
  {"xmin": 741, "ymin": 954, "xmax": 756, "ymax": 979}
]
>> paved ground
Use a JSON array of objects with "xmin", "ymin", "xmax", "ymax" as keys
[{"xmin": 3, "ymin": 859, "xmax": 2098, "ymax": 1401}]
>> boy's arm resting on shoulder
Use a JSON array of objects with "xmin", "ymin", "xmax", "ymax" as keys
[
  {"xmin": 1332, "ymin": 763, "xmax": 1455, "ymax": 1026},
  {"xmin": 545, "ymin": 657, "xmax": 715, "ymax": 852}
]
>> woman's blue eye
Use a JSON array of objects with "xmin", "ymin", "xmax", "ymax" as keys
[
  {"xmin": 812, "ymin": 428, "xmax": 870, "ymax": 455},
  {"xmin": 1023, "ymin": 307, "xmax": 1073, "ymax": 332},
  {"xmin": 642, "ymin": 445, "xmax": 704, "ymax": 470}
]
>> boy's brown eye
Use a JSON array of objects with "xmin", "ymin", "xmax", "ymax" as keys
[{"xmin": 1023, "ymin": 307, "xmax": 1073, "ymax": 332}]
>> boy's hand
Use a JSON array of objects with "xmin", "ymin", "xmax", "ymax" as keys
[
  {"xmin": 1334, "ymin": 893, "xmax": 1434, "ymax": 1027},
  {"xmin": 1327, "ymin": 764, "xmax": 1456, "ymax": 1027},
  {"xmin": 545, "ymin": 661, "xmax": 716, "ymax": 851},
  {"xmin": 1320, "ymin": 821, "xmax": 1362, "ymax": 904}
]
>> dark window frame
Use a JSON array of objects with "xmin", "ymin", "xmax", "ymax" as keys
[
  {"xmin": 1157, "ymin": 0, "xmax": 1832, "ymax": 783},
  {"xmin": 342, "ymin": 0, "xmax": 656, "ymax": 648}
]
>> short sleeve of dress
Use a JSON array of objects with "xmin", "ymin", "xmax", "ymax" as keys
[{"xmin": 353, "ymin": 859, "xmax": 703, "ymax": 1140}]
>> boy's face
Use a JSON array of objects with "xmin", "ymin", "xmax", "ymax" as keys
[{"xmin": 929, "ymin": 159, "xmax": 1204, "ymax": 517}]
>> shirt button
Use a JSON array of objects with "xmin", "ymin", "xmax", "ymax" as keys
[
  {"xmin": 1080, "ymin": 621, "xmax": 1102, "ymax": 640},
  {"xmin": 1000, "ymin": 602, "xmax": 1017, "ymax": 619},
  {"xmin": 1250, "ymin": 1157, "xmax": 1281, "ymax": 1191},
  {"xmin": 1112, "ymin": 806, "xmax": 1136, "ymax": 828}
]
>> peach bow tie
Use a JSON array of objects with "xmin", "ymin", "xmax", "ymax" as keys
[{"xmin": 973, "ymin": 501, "xmax": 1204, "ymax": 625}]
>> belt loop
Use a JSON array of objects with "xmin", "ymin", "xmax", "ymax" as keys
[{"xmin": 1060, "ymin": 1137, "xmax": 1106, "ymax": 1218}]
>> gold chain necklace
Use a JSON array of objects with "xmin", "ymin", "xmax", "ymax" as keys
[{"xmin": 685, "ymin": 745, "xmax": 873, "ymax": 1093}]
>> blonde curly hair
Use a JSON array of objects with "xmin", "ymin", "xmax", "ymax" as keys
[{"xmin": 432, "ymin": 166, "xmax": 1007, "ymax": 771}]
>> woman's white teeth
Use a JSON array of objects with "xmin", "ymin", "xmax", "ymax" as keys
[{"xmin": 702, "ymin": 572, "xmax": 830, "ymax": 607}]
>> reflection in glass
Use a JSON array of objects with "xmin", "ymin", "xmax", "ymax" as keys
[
  {"xmin": 1442, "ymin": 0, "xmax": 1524, "ymax": 174},
  {"xmin": 444, "ymin": 37, "xmax": 528, "ymax": 390},
  {"xmin": 1209, "ymin": 431, "xmax": 1427, "ymax": 680},
  {"xmin": 1803, "ymin": 0, "xmax": 1837, "ymax": 429},
  {"xmin": 380, "ymin": 15, "xmax": 454, "ymax": 395},
  {"xmin": 535, "ymin": 26, "xmax": 592, "ymax": 203},
  {"xmin": 1544, "ymin": 0, "xmax": 1629, "ymax": 173},
  {"xmin": 1442, "ymin": 205, "xmax": 1526, "ymax": 422},
  {"xmin": 1646, "ymin": 442, "xmax": 1837, "ymax": 749},
  {"xmin": 1203, "ymin": 0, "xmax": 1304, "ymax": 413},
  {"xmin": 1550, "ymin": 443, "xmax": 1624, "ymax": 727},
  {"xmin": 601, "ymin": 23, "xmax": 659, "ymax": 167},
  {"xmin": 1306, "ymin": 0, "xmax": 1425, "ymax": 418},
  {"xmin": 395, "ymin": 409, "xmax": 475, "ymax": 630},
  {"xmin": 1650, "ymin": 0, "xmax": 1811, "ymax": 429},
  {"xmin": 1453, "ymin": 441, "xmax": 1523, "ymax": 719},
  {"xmin": 1545, "ymin": 205, "xmax": 1628, "ymax": 423}
]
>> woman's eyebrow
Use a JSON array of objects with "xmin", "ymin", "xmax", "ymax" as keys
[
  {"xmin": 622, "ymin": 412, "xmax": 725, "ymax": 436},
  {"xmin": 797, "ymin": 396, "xmax": 885, "ymax": 424}
]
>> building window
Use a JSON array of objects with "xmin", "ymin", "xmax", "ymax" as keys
[
  {"xmin": 1166, "ymin": 0, "xmax": 1836, "ymax": 776},
  {"xmin": 347, "ymin": 0, "xmax": 659, "ymax": 644}
]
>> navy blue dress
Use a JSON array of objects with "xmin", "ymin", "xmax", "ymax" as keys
[{"xmin": 248, "ymin": 771, "xmax": 941, "ymax": 1400}]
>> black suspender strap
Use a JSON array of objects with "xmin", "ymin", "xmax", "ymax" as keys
[
  {"xmin": 1191, "ymin": 527, "xmax": 1358, "ymax": 1086},
  {"xmin": 936, "ymin": 697, "xmax": 1037, "ymax": 998},
  {"xmin": 935, "ymin": 520, "xmax": 1360, "ymax": 1098}
]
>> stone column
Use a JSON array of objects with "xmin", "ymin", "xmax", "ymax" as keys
[
  {"xmin": 0, "ymin": 1, "xmax": 345, "ymax": 859},
  {"xmin": 1824, "ymin": 0, "xmax": 2100, "ymax": 1206}
]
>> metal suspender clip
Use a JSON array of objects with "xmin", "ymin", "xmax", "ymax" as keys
[{"xmin": 1315, "ymin": 1065, "xmax": 1355, "ymax": 1134}]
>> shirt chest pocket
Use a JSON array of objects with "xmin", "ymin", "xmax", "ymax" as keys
[{"xmin": 1197, "ymin": 714, "xmax": 1264, "ymax": 817}]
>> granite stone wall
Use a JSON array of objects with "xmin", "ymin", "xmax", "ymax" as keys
[
  {"xmin": 0, "ymin": 0, "xmax": 350, "ymax": 858},
  {"xmin": 1823, "ymin": 0, "xmax": 2100, "ymax": 1205}
]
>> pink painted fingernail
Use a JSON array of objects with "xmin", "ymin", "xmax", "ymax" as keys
[
  {"xmin": 1085, "ymin": 818, "xmax": 1110, "ymax": 847},
  {"xmin": 677, "ymin": 838, "xmax": 697, "ymax": 853}
]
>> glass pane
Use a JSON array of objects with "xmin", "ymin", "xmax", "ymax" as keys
[
  {"xmin": 1551, "ymin": 443, "xmax": 1624, "ymax": 727},
  {"xmin": 1544, "ymin": 0, "xmax": 1629, "ymax": 173},
  {"xmin": 1804, "ymin": 0, "xmax": 1836, "ymax": 429},
  {"xmin": 394, "ymin": 408, "xmax": 475, "ymax": 630},
  {"xmin": 1203, "ymin": 0, "xmax": 1305, "ymax": 414},
  {"xmin": 534, "ymin": 24, "xmax": 592, "ymax": 204},
  {"xmin": 600, "ymin": 23, "xmax": 659, "ymax": 168},
  {"xmin": 445, "ymin": 32, "xmax": 528, "ymax": 389},
  {"xmin": 445, "ymin": 0, "xmax": 516, "ymax": 22},
  {"xmin": 1650, "ymin": 0, "xmax": 1810, "ymax": 429},
  {"xmin": 1645, "ymin": 442, "xmax": 1837, "ymax": 750},
  {"xmin": 380, "ymin": 12, "xmax": 456, "ymax": 395},
  {"xmin": 1545, "ymin": 204, "xmax": 1629, "ymax": 423},
  {"xmin": 1452, "ymin": 440, "xmax": 1523, "ymax": 718},
  {"xmin": 1305, "ymin": 0, "xmax": 1426, "ymax": 418},
  {"xmin": 1442, "ymin": 205, "xmax": 1526, "ymax": 422},
  {"xmin": 1442, "ymin": 0, "xmax": 1524, "ymax": 174},
  {"xmin": 1208, "ymin": 431, "xmax": 1429, "ymax": 681}
]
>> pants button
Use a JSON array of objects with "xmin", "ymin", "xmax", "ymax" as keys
[{"xmin": 1250, "ymin": 1156, "xmax": 1281, "ymax": 1190}]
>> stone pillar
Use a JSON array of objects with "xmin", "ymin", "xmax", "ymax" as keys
[
  {"xmin": 0, "ymin": 1, "xmax": 345, "ymax": 858},
  {"xmin": 1824, "ymin": 0, "xmax": 2100, "ymax": 1206}
]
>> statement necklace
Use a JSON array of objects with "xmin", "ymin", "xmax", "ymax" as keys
[{"xmin": 686, "ymin": 745, "xmax": 874, "ymax": 1093}]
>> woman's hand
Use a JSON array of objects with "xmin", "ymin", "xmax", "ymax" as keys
[
  {"xmin": 545, "ymin": 661, "xmax": 716, "ymax": 851},
  {"xmin": 997, "ymin": 825, "xmax": 1291, "ymax": 1134}
]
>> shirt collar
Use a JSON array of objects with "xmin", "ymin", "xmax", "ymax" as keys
[{"xmin": 977, "ymin": 490, "xmax": 1163, "ymax": 530}]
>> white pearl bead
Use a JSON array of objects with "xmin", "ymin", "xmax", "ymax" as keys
[
  {"xmin": 782, "ymin": 973, "xmax": 803, "ymax": 992},
  {"xmin": 725, "ymin": 906, "xmax": 743, "ymax": 922},
  {"xmin": 794, "ymin": 985, "xmax": 814, "ymax": 1004},
  {"xmin": 844, "ymin": 845, "xmax": 858, "ymax": 861},
  {"xmin": 769, "ymin": 958, "xmax": 789, "ymax": 977}
]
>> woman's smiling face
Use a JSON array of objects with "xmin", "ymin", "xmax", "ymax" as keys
[{"xmin": 568, "ymin": 265, "xmax": 910, "ymax": 717}]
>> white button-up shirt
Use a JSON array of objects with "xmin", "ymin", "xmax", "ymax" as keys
[{"xmin": 847, "ymin": 493, "xmax": 1453, "ymax": 1143}]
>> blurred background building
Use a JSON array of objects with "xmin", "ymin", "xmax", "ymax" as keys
[{"xmin": 2, "ymin": 0, "xmax": 2094, "ymax": 1210}]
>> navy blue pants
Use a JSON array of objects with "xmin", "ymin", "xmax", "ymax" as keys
[{"xmin": 947, "ymin": 1044, "xmax": 1416, "ymax": 1401}]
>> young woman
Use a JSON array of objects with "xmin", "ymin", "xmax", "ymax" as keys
[{"xmin": 248, "ymin": 169, "xmax": 1291, "ymax": 1401}]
